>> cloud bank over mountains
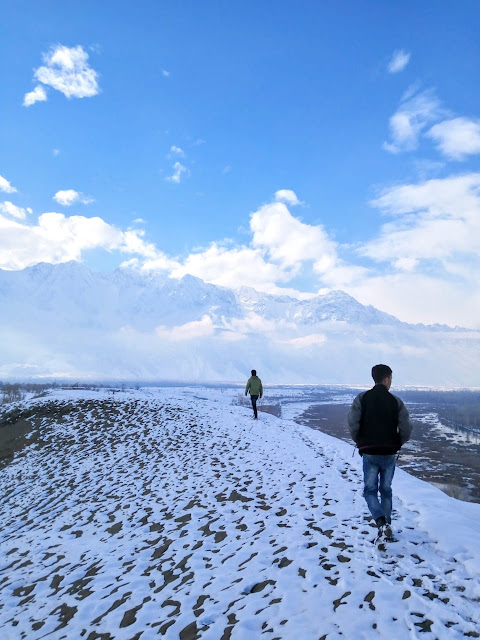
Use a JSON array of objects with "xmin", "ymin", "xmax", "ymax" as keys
[
  {"xmin": 0, "ymin": 262, "xmax": 478, "ymax": 386},
  {"xmin": 1, "ymin": 178, "xmax": 479, "ymax": 329}
]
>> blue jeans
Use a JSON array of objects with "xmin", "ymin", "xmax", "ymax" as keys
[{"xmin": 362, "ymin": 454, "xmax": 396, "ymax": 523}]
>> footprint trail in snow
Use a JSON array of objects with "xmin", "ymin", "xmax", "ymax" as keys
[{"xmin": 0, "ymin": 387, "xmax": 479, "ymax": 639}]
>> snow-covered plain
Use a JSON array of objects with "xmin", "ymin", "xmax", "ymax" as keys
[{"xmin": 1, "ymin": 387, "xmax": 479, "ymax": 639}]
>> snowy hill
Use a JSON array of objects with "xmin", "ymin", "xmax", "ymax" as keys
[
  {"xmin": 1, "ymin": 388, "xmax": 479, "ymax": 639},
  {"xmin": 0, "ymin": 262, "xmax": 479, "ymax": 386}
]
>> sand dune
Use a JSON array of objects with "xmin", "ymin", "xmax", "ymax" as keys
[{"xmin": 0, "ymin": 388, "xmax": 479, "ymax": 639}]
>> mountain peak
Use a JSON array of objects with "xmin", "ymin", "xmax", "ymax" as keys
[
  {"xmin": 26, "ymin": 260, "xmax": 89, "ymax": 276},
  {"xmin": 0, "ymin": 262, "xmax": 476, "ymax": 385}
]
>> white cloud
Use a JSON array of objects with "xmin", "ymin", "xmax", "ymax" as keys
[
  {"xmin": 283, "ymin": 333, "xmax": 327, "ymax": 348},
  {"xmin": 161, "ymin": 69, "xmax": 170, "ymax": 77},
  {"xmin": 427, "ymin": 117, "xmax": 480, "ymax": 160},
  {"xmin": 53, "ymin": 148, "xmax": 60, "ymax": 156},
  {"xmin": 170, "ymin": 145, "xmax": 185, "ymax": 157},
  {"xmin": 383, "ymin": 88, "xmax": 444, "ymax": 153},
  {"xmin": 319, "ymin": 263, "xmax": 369, "ymax": 289},
  {"xmin": 156, "ymin": 315, "xmax": 215, "ymax": 341},
  {"xmin": 53, "ymin": 190, "xmax": 94, "ymax": 206},
  {"xmin": 165, "ymin": 162, "xmax": 189, "ymax": 183},
  {"xmin": 23, "ymin": 85, "xmax": 47, "ymax": 107},
  {"xmin": 222, "ymin": 165, "xmax": 232, "ymax": 174},
  {"xmin": 274, "ymin": 189, "xmax": 302, "ymax": 206},
  {"xmin": 387, "ymin": 49, "xmax": 411, "ymax": 74},
  {"xmin": 121, "ymin": 228, "xmax": 168, "ymax": 261},
  {"xmin": 169, "ymin": 243, "xmax": 287, "ymax": 291},
  {"xmin": 125, "ymin": 254, "xmax": 178, "ymax": 272},
  {"xmin": 161, "ymin": 196, "xmax": 366, "ymax": 296},
  {"xmin": 0, "ymin": 202, "xmax": 32, "ymax": 220},
  {"xmin": 365, "ymin": 173, "xmax": 480, "ymax": 263},
  {"xmin": 0, "ymin": 211, "xmax": 174, "ymax": 271},
  {"xmin": 250, "ymin": 201, "xmax": 337, "ymax": 273},
  {"xmin": 345, "ymin": 273, "xmax": 478, "ymax": 328},
  {"xmin": 223, "ymin": 312, "xmax": 293, "ymax": 335},
  {"xmin": 31, "ymin": 45, "xmax": 99, "ymax": 101},
  {"xmin": 393, "ymin": 257, "xmax": 418, "ymax": 272},
  {"xmin": 342, "ymin": 173, "xmax": 480, "ymax": 326},
  {"xmin": 413, "ymin": 159, "xmax": 446, "ymax": 180},
  {"xmin": 0, "ymin": 175, "xmax": 17, "ymax": 193},
  {"xmin": 155, "ymin": 309, "xmax": 297, "ymax": 344}
]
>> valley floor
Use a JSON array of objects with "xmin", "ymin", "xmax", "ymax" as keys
[{"xmin": 0, "ymin": 388, "xmax": 479, "ymax": 639}]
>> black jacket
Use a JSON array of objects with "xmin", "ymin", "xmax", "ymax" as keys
[{"xmin": 348, "ymin": 384, "xmax": 412, "ymax": 455}]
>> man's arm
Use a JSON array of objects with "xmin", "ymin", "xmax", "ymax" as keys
[
  {"xmin": 245, "ymin": 380, "xmax": 250, "ymax": 396},
  {"xmin": 259, "ymin": 380, "xmax": 263, "ymax": 398},
  {"xmin": 348, "ymin": 393, "xmax": 364, "ymax": 442},
  {"xmin": 395, "ymin": 396, "xmax": 412, "ymax": 445}
]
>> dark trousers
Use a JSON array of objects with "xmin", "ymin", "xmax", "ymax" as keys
[{"xmin": 250, "ymin": 394, "xmax": 259, "ymax": 418}]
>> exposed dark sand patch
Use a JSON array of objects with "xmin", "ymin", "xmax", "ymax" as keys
[{"xmin": 0, "ymin": 392, "xmax": 479, "ymax": 639}]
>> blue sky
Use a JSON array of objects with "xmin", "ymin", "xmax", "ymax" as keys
[{"xmin": 1, "ymin": 0, "xmax": 480, "ymax": 327}]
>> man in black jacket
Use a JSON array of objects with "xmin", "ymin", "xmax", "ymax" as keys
[{"xmin": 348, "ymin": 364, "xmax": 412, "ymax": 539}]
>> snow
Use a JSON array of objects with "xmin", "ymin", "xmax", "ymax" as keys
[
  {"xmin": 1, "ymin": 262, "xmax": 480, "ymax": 385},
  {"xmin": 0, "ymin": 387, "xmax": 479, "ymax": 639}
]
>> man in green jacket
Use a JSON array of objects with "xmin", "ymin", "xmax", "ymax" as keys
[{"xmin": 245, "ymin": 369, "xmax": 263, "ymax": 419}]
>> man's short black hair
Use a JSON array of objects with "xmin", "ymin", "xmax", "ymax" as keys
[
  {"xmin": 371, "ymin": 364, "xmax": 392, "ymax": 383},
  {"xmin": 251, "ymin": 369, "xmax": 256, "ymax": 376}
]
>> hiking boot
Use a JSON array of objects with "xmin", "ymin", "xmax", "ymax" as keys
[
  {"xmin": 384, "ymin": 523, "xmax": 393, "ymax": 539},
  {"xmin": 375, "ymin": 516, "xmax": 387, "ymax": 528}
]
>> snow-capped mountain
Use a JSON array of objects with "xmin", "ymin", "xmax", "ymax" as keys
[{"xmin": 0, "ymin": 261, "xmax": 478, "ymax": 385}]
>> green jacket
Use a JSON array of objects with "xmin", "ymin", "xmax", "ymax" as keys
[{"xmin": 245, "ymin": 376, "xmax": 263, "ymax": 397}]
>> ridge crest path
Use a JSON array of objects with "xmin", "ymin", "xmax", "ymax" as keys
[{"xmin": 0, "ymin": 388, "xmax": 479, "ymax": 639}]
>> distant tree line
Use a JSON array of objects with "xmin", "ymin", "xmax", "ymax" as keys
[
  {"xmin": 0, "ymin": 382, "xmax": 58, "ymax": 405},
  {"xmin": 401, "ymin": 389, "xmax": 480, "ymax": 431},
  {"xmin": 0, "ymin": 381, "xmax": 142, "ymax": 406},
  {"xmin": 437, "ymin": 404, "xmax": 480, "ymax": 430}
]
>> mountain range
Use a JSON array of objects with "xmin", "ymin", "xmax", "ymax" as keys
[{"xmin": 0, "ymin": 261, "xmax": 478, "ymax": 386}]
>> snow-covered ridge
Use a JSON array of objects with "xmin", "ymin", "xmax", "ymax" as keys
[
  {"xmin": 0, "ymin": 262, "xmax": 479, "ymax": 385},
  {"xmin": 0, "ymin": 261, "xmax": 451, "ymax": 329},
  {"xmin": 0, "ymin": 388, "xmax": 479, "ymax": 639}
]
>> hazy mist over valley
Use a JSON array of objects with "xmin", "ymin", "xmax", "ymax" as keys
[{"xmin": 1, "ymin": 262, "xmax": 478, "ymax": 387}]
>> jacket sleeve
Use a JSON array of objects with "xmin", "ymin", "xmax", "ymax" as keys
[
  {"xmin": 259, "ymin": 380, "xmax": 263, "ymax": 397},
  {"xmin": 395, "ymin": 396, "xmax": 412, "ymax": 445},
  {"xmin": 245, "ymin": 380, "xmax": 250, "ymax": 395},
  {"xmin": 348, "ymin": 393, "xmax": 363, "ymax": 443}
]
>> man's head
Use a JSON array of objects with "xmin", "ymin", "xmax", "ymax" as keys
[
  {"xmin": 371, "ymin": 364, "xmax": 392, "ymax": 388},
  {"xmin": 251, "ymin": 369, "xmax": 257, "ymax": 376}
]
